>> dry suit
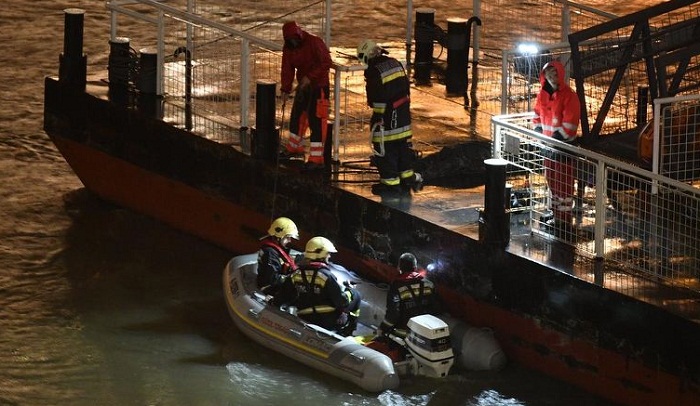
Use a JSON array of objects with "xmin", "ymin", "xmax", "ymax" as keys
[{"xmin": 533, "ymin": 60, "xmax": 581, "ymax": 224}]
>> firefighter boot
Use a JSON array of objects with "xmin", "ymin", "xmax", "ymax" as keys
[{"xmin": 412, "ymin": 172, "xmax": 424, "ymax": 192}]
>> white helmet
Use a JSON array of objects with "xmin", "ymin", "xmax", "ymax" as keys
[
  {"xmin": 304, "ymin": 236, "xmax": 337, "ymax": 260},
  {"xmin": 267, "ymin": 217, "xmax": 299, "ymax": 239},
  {"xmin": 357, "ymin": 39, "xmax": 382, "ymax": 65}
]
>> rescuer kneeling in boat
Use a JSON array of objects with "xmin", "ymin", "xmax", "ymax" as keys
[
  {"xmin": 256, "ymin": 217, "xmax": 299, "ymax": 296},
  {"xmin": 378, "ymin": 252, "xmax": 441, "ymax": 339},
  {"xmin": 279, "ymin": 21, "xmax": 332, "ymax": 171},
  {"xmin": 357, "ymin": 39, "xmax": 422, "ymax": 196},
  {"xmin": 276, "ymin": 236, "xmax": 360, "ymax": 335}
]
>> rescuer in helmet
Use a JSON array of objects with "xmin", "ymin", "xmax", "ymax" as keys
[
  {"xmin": 357, "ymin": 39, "xmax": 422, "ymax": 196},
  {"xmin": 279, "ymin": 21, "xmax": 332, "ymax": 171},
  {"xmin": 378, "ymin": 252, "xmax": 440, "ymax": 339},
  {"xmin": 256, "ymin": 217, "xmax": 299, "ymax": 296},
  {"xmin": 276, "ymin": 236, "xmax": 360, "ymax": 334}
]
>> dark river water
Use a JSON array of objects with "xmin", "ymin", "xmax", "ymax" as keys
[{"xmin": 1, "ymin": 0, "xmax": 659, "ymax": 404}]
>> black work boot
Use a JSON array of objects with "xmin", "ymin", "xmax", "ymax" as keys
[
  {"xmin": 401, "ymin": 173, "xmax": 424, "ymax": 192},
  {"xmin": 411, "ymin": 172, "xmax": 424, "ymax": 192},
  {"xmin": 371, "ymin": 183, "xmax": 403, "ymax": 196}
]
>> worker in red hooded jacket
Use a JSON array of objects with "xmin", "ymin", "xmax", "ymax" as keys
[
  {"xmin": 279, "ymin": 21, "xmax": 332, "ymax": 170},
  {"xmin": 532, "ymin": 60, "xmax": 581, "ymax": 237}
]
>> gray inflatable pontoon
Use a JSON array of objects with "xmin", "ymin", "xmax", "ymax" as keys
[{"xmin": 223, "ymin": 254, "xmax": 506, "ymax": 392}]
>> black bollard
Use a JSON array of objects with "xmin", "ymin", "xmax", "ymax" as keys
[
  {"xmin": 479, "ymin": 158, "xmax": 510, "ymax": 248},
  {"xmin": 107, "ymin": 37, "xmax": 132, "ymax": 105},
  {"xmin": 136, "ymin": 47, "xmax": 161, "ymax": 117},
  {"xmin": 137, "ymin": 47, "xmax": 157, "ymax": 95},
  {"xmin": 59, "ymin": 8, "xmax": 87, "ymax": 92},
  {"xmin": 108, "ymin": 37, "xmax": 133, "ymax": 87},
  {"xmin": 414, "ymin": 8, "xmax": 435, "ymax": 86},
  {"xmin": 251, "ymin": 80, "xmax": 279, "ymax": 162},
  {"xmin": 445, "ymin": 18, "xmax": 468, "ymax": 97}
]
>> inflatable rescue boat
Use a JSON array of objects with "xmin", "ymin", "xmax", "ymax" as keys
[{"xmin": 223, "ymin": 254, "xmax": 506, "ymax": 392}]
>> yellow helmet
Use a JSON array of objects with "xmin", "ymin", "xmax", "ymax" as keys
[
  {"xmin": 267, "ymin": 217, "xmax": 299, "ymax": 239},
  {"xmin": 304, "ymin": 236, "xmax": 337, "ymax": 260},
  {"xmin": 357, "ymin": 39, "xmax": 382, "ymax": 65}
]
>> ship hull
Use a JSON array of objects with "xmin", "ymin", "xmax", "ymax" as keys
[{"xmin": 44, "ymin": 77, "xmax": 700, "ymax": 405}]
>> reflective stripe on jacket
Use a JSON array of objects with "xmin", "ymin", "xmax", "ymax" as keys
[
  {"xmin": 532, "ymin": 60, "xmax": 580, "ymax": 141},
  {"xmin": 365, "ymin": 55, "xmax": 412, "ymax": 143}
]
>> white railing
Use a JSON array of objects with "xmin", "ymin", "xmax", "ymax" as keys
[{"xmin": 492, "ymin": 95, "xmax": 700, "ymax": 292}]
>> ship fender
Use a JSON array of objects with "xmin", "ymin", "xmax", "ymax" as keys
[{"xmin": 440, "ymin": 314, "xmax": 507, "ymax": 371}]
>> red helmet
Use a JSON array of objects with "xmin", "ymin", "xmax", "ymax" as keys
[{"xmin": 282, "ymin": 21, "xmax": 303, "ymax": 41}]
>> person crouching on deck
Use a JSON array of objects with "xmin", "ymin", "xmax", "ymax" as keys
[{"xmin": 279, "ymin": 21, "xmax": 332, "ymax": 171}]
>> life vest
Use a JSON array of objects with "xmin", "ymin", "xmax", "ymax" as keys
[{"xmin": 260, "ymin": 238, "xmax": 297, "ymax": 274}]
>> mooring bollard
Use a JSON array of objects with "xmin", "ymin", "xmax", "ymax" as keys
[
  {"xmin": 414, "ymin": 8, "xmax": 435, "ymax": 86},
  {"xmin": 479, "ymin": 158, "xmax": 511, "ymax": 248},
  {"xmin": 251, "ymin": 80, "xmax": 279, "ymax": 162},
  {"xmin": 137, "ymin": 47, "xmax": 157, "ymax": 95},
  {"xmin": 445, "ymin": 17, "xmax": 468, "ymax": 97},
  {"xmin": 136, "ymin": 47, "xmax": 162, "ymax": 118},
  {"xmin": 59, "ymin": 8, "xmax": 87, "ymax": 92}
]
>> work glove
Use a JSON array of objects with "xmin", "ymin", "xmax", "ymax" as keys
[
  {"xmin": 337, "ymin": 312, "xmax": 348, "ymax": 326},
  {"xmin": 533, "ymin": 124, "xmax": 543, "ymax": 133}
]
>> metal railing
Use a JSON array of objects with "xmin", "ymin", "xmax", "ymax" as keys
[{"xmin": 492, "ymin": 95, "xmax": 700, "ymax": 293}]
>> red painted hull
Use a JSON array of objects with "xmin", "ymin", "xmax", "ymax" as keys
[
  {"xmin": 44, "ymin": 77, "xmax": 700, "ymax": 406},
  {"xmin": 50, "ymin": 134, "xmax": 700, "ymax": 406}
]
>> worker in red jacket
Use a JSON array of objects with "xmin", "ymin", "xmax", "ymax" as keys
[
  {"xmin": 279, "ymin": 21, "xmax": 332, "ymax": 170},
  {"xmin": 532, "ymin": 60, "xmax": 581, "ymax": 237}
]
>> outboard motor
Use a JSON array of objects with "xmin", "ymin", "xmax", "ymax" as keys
[{"xmin": 404, "ymin": 314, "xmax": 454, "ymax": 378}]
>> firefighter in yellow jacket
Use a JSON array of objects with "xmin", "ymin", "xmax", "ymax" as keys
[{"xmin": 357, "ymin": 39, "xmax": 422, "ymax": 195}]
